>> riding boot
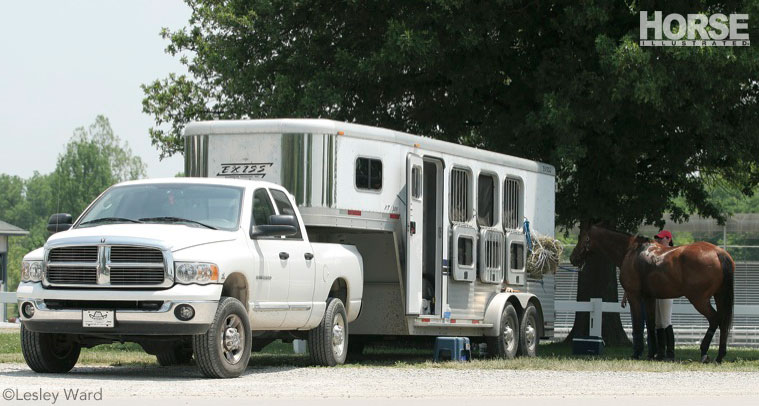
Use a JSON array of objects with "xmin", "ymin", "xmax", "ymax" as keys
[
  {"xmin": 654, "ymin": 328, "xmax": 666, "ymax": 360},
  {"xmin": 646, "ymin": 328, "xmax": 657, "ymax": 360},
  {"xmin": 665, "ymin": 325, "xmax": 675, "ymax": 361}
]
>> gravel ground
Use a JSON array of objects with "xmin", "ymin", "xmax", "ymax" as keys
[{"xmin": 1, "ymin": 363, "xmax": 759, "ymax": 404}]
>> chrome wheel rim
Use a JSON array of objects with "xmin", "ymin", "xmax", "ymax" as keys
[
  {"xmin": 332, "ymin": 312, "xmax": 346, "ymax": 359},
  {"xmin": 221, "ymin": 314, "xmax": 244, "ymax": 364},
  {"xmin": 525, "ymin": 319, "xmax": 536, "ymax": 351},
  {"xmin": 504, "ymin": 318, "xmax": 516, "ymax": 353}
]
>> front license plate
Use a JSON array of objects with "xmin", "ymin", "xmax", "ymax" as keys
[{"xmin": 82, "ymin": 310, "xmax": 114, "ymax": 328}]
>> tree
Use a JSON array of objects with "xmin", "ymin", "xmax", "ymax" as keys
[{"xmin": 143, "ymin": 0, "xmax": 759, "ymax": 344}]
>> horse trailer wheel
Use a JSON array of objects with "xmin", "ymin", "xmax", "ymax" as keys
[
  {"xmin": 519, "ymin": 304, "xmax": 539, "ymax": 357},
  {"xmin": 487, "ymin": 303, "xmax": 519, "ymax": 359}
]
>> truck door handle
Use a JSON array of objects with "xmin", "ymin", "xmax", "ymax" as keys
[
  {"xmin": 279, "ymin": 252, "xmax": 289, "ymax": 260},
  {"xmin": 304, "ymin": 252, "xmax": 314, "ymax": 260}
]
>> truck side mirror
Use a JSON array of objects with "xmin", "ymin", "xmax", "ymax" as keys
[
  {"xmin": 250, "ymin": 215, "xmax": 298, "ymax": 238},
  {"xmin": 47, "ymin": 213, "xmax": 73, "ymax": 233}
]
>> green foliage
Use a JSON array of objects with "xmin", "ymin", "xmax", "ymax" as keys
[
  {"xmin": 1, "ymin": 116, "xmax": 145, "ymax": 309},
  {"xmin": 143, "ymin": 0, "xmax": 759, "ymax": 232}
]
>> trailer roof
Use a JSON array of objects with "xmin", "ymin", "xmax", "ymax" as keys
[{"xmin": 184, "ymin": 119, "xmax": 555, "ymax": 176}]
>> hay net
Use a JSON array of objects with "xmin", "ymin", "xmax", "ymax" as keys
[{"xmin": 526, "ymin": 232, "xmax": 564, "ymax": 279}]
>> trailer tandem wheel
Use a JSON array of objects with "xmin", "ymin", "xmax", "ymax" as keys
[{"xmin": 487, "ymin": 302, "xmax": 519, "ymax": 359}]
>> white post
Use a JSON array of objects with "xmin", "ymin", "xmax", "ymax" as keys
[{"xmin": 589, "ymin": 298, "xmax": 603, "ymax": 337}]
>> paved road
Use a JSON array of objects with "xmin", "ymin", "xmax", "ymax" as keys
[{"xmin": 1, "ymin": 363, "xmax": 758, "ymax": 405}]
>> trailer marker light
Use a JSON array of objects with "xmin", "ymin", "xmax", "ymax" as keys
[
  {"xmin": 472, "ymin": 320, "xmax": 480, "ymax": 324},
  {"xmin": 389, "ymin": 213, "xmax": 400, "ymax": 219},
  {"xmin": 414, "ymin": 143, "xmax": 420, "ymax": 148},
  {"xmin": 347, "ymin": 210, "xmax": 361, "ymax": 216},
  {"xmin": 450, "ymin": 319, "xmax": 456, "ymax": 324},
  {"xmin": 421, "ymin": 318, "xmax": 430, "ymax": 322},
  {"xmin": 337, "ymin": 131, "xmax": 345, "ymax": 135}
]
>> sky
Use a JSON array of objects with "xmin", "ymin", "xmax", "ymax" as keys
[{"xmin": 0, "ymin": 1, "xmax": 192, "ymax": 179}]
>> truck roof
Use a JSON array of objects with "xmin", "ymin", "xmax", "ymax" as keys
[
  {"xmin": 184, "ymin": 118, "xmax": 555, "ymax": 176},
  {"xmin": 116, "ymin": 177, "xmax": 278, "ymax": 189}
]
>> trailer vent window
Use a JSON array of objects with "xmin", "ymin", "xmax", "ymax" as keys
[
  {"xmin": 479, "ymin": 230, "xmax": 504, "ymax": 284},
  {"xmin": 510, "ymin": 242, "xmax": 525, "ymax": 270},
  {"xmin": 411, "ymin": 165, "xmax": 422, "ymax": 200},
  {"xmin": 451, "ymin": 225, "xmax": 477, "ymax": 282},
  {"xmin": 356, "ymin": 157, "xmax": 382, "ymax": 191},
  {"xmin": 503, "ymin": 177, "xmax": 523, "ymax": 230},
  {"xmin": 450, "ymin": 168, "xmax": 471, "ymax": 223},
  {"xmin": 477, "ymin": 173, "xmax": 497, "ymax": 227},
  {"xmin": 458, "ymin": 237, "xmax": 473, "ymax": 266}
]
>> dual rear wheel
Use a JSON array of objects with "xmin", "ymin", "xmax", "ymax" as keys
[{"xmin": 487, "ymin": 302, "xmax": 539, "ymax": 359}]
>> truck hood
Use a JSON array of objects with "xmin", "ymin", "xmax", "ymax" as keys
[{"xmin": 46, "ymin": 224, "xmax": 239, "ymax": 252}]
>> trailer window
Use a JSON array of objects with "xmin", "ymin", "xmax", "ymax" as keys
[
  {"xmin": 479, "ymin": 230, "xmax": 504, "ymax": 284},
  {"xmin": 503, "ymin": 177, "xmax": 523, "ymax": 230},
  {"xmin": 450, "ymin": 168, "xmax": 471, "ymax": 222},
  {"xmin": 477, "ymin": 173, "xmax": 496, "ymax": 227},
  {"xmin": 252, "ymin": 189, "xmax": 276, "ymax": 226},
  {"xmin": 458, "ymin": 237, "xmax": 474, "ymax": 266},
  {"xmin": 411, "ymin": 165, "xmax": 422, "ymax": 200},
  {"xmin": 269, "ymin": 189, "xmax": 303, "ymax": 239},
  {"xmin": 510, "ymin": 242, "xmax": 525, "ymax": 270},
  {"xmin": 356, "ymin": 157, "xmax": 382, "ymax": 191}
]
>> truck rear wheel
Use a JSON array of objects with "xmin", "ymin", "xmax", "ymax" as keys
[
  {"xmin": 21, "ymin": 325, "xmax": 81, "ymax": 373},
  {"xmin": 308, "ymin": 297, "xmax": 348, "ymax": 366},
  {"xmin": 487, "ymin": 303, "xmax": 519, "ymax": 359},
  {"xmin": 519, "ymin": 303, "xmax": 539, "ymax": 357},
  {"xmin": 193, "ymin": 296, "xmax": 251, "ymax": 378}
]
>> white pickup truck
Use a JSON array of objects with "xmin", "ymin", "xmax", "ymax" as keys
[{"xmin": 16, "ymin": 178, "xmax": 363, "ymax": 378}]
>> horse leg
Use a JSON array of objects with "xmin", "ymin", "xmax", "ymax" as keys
[
  {"xmin": 644, "ymin": 296, "xmax": 658, "ymax": 360},
  {"xmin": 714, "ymin": 293, "xmax": 729, "ymax": 363},
  {"xmin": 689, "ymin": 297, "xmax": 718, "ymax": 363},
  {"xmin": 628, "ymin": 295, "xmax": 644, "ymax": 359}
]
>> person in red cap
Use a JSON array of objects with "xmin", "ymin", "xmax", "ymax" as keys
[{"xmin": 654, "ymin": 230, "xmax": 675, "ymax": 361}]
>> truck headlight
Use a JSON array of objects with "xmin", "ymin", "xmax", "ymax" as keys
[
  {"xmin": 175, "ymin": 262, "xmax": 219, "ymax": 284},
  {"xmin": 21, "ymin": 260, "xmax": 44, "ymax": 282}
]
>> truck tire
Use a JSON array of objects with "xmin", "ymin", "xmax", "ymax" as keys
[
  {"xmin": 487, "ymin": 302, "xmax": 519, "ymax": 359},
  {"xmin": 193, "ymin": 296, "xmax": 251, "ymax": 378},
  {"xmin": 156, "ymin": 342, "xmax": 193, "ymax": 366},
  {"xmin": 20, "ymin": 325, "xmax": 80, "ymax": 373},
  {"xmin": 519, "ymin": 303, "xmax": 540, "ymax": 357},
  {"xmin": 308, "ymin": 297, "xmax": 348, "ymax": 366}
]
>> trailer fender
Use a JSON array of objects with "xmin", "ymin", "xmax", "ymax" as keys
[{"xmin": 484, "ymin": 292, "xmax": 538, "ymax": 337}]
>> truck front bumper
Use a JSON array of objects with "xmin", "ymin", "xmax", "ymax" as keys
[{"xmin": 17, "ymin": 282, "xmax": 221, "ymax": 336}]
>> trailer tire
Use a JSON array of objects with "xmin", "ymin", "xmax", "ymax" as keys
[
  {"xmin": 21, "ymin": 325, "xmax": 80, "ymax": 373},
  {"xmin": 308, "ymin": 297, "xmax": 348, "ymax": 366},
  {"xmin": 519, "ymin": 304, "xmax": 539, "ymax": 357},
  {"xmin": 487, "ymin": 303, "xmax": 519, "ymax": 359},
  {"xmin": 193, "ymin": 296, "xmax": 251, "ymax": 378}
]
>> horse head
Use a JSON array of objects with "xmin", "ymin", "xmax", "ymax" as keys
[{"xmin": 570, "ymin": 223, "xmax": 599, "ymax": 268}]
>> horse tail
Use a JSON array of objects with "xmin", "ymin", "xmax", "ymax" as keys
[{"xmin": 717, "ymin": 251, "xmax": 735, "ymax": 333}]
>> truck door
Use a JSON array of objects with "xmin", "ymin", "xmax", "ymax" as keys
[
  {"xmin": 406, "ymin": 153, "xmax": 424, "ymax": 315},
  {"xmin": 247, "ymin": 188, "xmax": 289, "ymax": 328},
  {"xmin": 268, "ymin": 188, "xmax": 315, "ymax": 329}
]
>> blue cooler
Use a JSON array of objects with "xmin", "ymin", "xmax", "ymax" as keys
[{"xmin": 433, "ymin": 337, "xmax": 472, "ymax": 361}]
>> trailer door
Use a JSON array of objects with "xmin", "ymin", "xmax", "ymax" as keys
[{"xmin": 406, "ymin": 153, "xmax": 424, "ymax": 315}]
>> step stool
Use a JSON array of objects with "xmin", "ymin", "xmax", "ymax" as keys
[{"xmin": 433, "ymin": 337, "xmax": 471, "ymax": 361}]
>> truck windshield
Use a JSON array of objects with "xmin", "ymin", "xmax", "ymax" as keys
[{"xmin": 78, "ymin": 184, "xmax": 244, "ymax": 231}]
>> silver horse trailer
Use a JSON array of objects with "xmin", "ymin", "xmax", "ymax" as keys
[{"xmin": 184, "ymin": 119, "xmax": 556, "ymax": 357}]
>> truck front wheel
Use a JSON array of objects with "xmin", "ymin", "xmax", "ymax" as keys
[
  {"xmin": 193, "ymin": 296, "xmax": 251, "ymax": 378},
  {"xmin": 308, "ymin": 297, "xmax": 348, "ymax": 366},
  {"xmin": 21, "ymin": 325, "xmax": 80, "ymax": 373}
]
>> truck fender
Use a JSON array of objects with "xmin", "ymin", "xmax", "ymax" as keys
[{"xmin": 483, "ymin": 292, "xmax": 539, "ymax": 337}]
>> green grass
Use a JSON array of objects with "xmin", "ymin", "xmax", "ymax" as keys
[{"xmin": 2, "ymin": 329, "xmax": 759, "ymax": 371}]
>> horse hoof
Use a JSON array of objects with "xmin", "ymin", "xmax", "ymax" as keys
[
  {"xmin": 701, "ymin": 355, "xmax": 710, "ymax": 364},
  {"xmin": 715, "ymin": 357, "xmax": 724, "ymax": 364}
]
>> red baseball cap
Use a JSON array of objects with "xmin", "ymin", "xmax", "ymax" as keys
[{"xmin": 655, "ymin": 230, "xmax": 673, "ymax": 239}]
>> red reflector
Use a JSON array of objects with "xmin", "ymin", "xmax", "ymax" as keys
[
  {"xmin": 421, "ymin": 318, "xmax": 431, "ymax": 322},
  {"xmin": 450, "ymin": 319, "xmax": 456, "ymax": 324},
  {"xmin": 390, "ymin": 213, "xmax": 400, "ymax": 219},
  {"xmin": 347, "ymin": 210, "xmax": 361, "ymax": 216},
  {"xmin": 472, "ymin": 320, "xmax": 480, "ymax": 324}
]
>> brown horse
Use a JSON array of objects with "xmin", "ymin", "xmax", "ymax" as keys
[{"xmin": 570, "ymin": 224, "xmax": 735, "ymax": 363}]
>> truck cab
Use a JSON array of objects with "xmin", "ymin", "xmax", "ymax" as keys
[{"xmin": 17, "ymin": 178, "xmax": 363, "ymax": 378}]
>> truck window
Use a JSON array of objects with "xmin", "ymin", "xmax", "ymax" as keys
[
  {"xmin": 252, "ymin": 189, "xmax": 276, "ymax": 226},
  {"xmin": 503, "ymin": 177, "xmax": 523, "ymax": 230},
  {"xmin": 269, "ymin": 189, "xmax": 303, "ymax": 239},
  {"xmin": 450, "ymin": 168, "xmax": 471, "ymax": 222},
  {"xmin": 477, "ymin": 173, "xmax": 496, "ymax": 227},
  {"xmin": 356, "ymin": 157, "xmax": 382, "ymax": 191}
]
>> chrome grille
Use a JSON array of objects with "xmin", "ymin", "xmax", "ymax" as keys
[
  {"xmin": 47, "ymin": 266, "xmax": 97, "ymax": 284},
  {"xmin": 110, "ymin": 246, "xmax": 163, "ymax": 263},
  {"xmin": 110, "ymin": 267, "xmax": 165, "ymax": 285},
  {"xmin": 45, "ymin": 244, "xmax": 169, "ymax": 288},
  {"xmin": 49, "ymin": 246, "xmax": 98, "ymax": 262}
]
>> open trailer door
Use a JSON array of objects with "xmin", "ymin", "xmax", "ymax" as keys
[{"xmin": 405, "ymin": 153, "xmax": 424, "ymax": 315}]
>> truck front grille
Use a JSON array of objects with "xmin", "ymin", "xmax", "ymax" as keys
[{"xmin": 44, "ymin": 245, "xmax": 170, "ymax": 288}]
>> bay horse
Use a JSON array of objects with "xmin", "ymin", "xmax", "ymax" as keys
[{"xmin": 569, "ymin": 224, "xmax": 735, "ymax": 363}]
